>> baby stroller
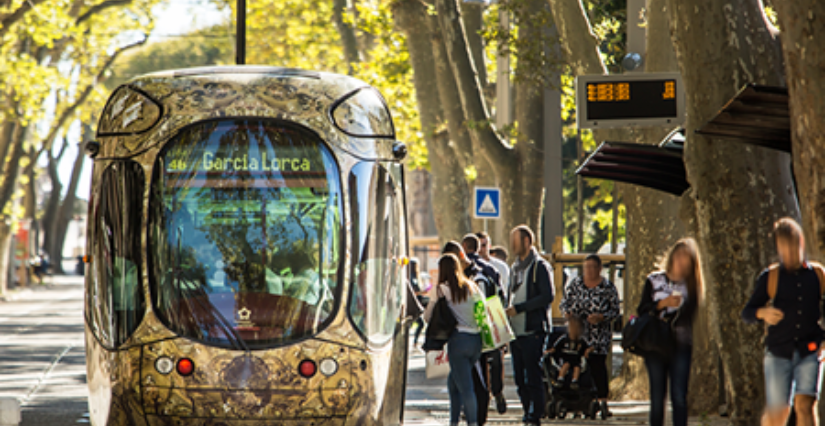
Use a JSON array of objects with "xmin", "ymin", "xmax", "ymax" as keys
[{"xmin": 541, "ymin": 353, "xmax": 606, "ymax": 420}]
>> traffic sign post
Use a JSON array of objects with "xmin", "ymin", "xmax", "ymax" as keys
[{"xmin": 474, "ymin": 187, "xmax": 500, "ymax": 232}]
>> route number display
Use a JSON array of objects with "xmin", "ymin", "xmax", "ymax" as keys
[{"xmin": 576, "ymin": 73, "xmax": 685, "ymax": 129}]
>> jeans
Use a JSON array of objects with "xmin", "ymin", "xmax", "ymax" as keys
[
  {"xmin": 645, "ymin": 345, "xmax": 692, "ymax": 426},
  {"xmin": 764, "ymin": 349, "xmax": 822, "ymax": 409},
  {"xmin": 448, "ymin": 331, "xmax": 482, "ymax": 425},
  {"xmin": 511, "ymin": 333, "xmax": 546, "ymax": 422}
]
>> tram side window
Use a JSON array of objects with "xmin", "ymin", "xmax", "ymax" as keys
[
  {"xmin": 349, "ymin": 163, "xmax": 405, "ymax": 344},
  {"xmin": 91, "ymin": 162, "xmax": 146, "ymax": 348}
]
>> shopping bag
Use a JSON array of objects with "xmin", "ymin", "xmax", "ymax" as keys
[
  {"xmin": 425, "ymin": 348, "xmax": 450, "ymax": 379},
  {"xmin": 482, "ymin": 295, "xmax": 515, "ymax": 351}
]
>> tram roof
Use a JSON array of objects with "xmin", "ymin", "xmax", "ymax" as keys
[{"xmin": 95, "ymin": 65, "xmax": 397, "ymax": 160}]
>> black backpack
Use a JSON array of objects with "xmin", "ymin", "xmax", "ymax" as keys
[{"xmin": 422, "ymin": 287, "xmax": 457, "ymax": 351}]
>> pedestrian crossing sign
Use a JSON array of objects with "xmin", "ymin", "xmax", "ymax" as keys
[{"xmin": 474, "ymin": 187, "xmax": 500, "ymax": 219}]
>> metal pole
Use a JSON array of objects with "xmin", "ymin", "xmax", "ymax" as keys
[
  {"xmin": 576, "ymin": 128, "xmax": 584, "ymax": 253},
  {"xmin": 236, "ymin": 0, "xmax": 246, "ymax": 65},
  {"xmin": 609, "ymin": 183, "xmax": 619, "ymax": 284}
]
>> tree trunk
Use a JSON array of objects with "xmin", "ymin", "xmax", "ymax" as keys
[
  {"xmin": 332, "ymin": 0, "xmax": 360, "ymax": 73},
  {"xmin": 48, "ymin": 131, "xmax": 87, "ymax": 275},
  {"xmin": 432, "ymin": 0, "xmax": 522, "ymax": 242},
  {"xmin": 426, "ymin": 6, "xmax": 475, "ymax": 173},
  {"xmin": 41, "ymin": 147, "xmax": 64, "ymax": 260},
  {"xmin": 771, "ymin": 1, "xmax": 825, "ymax": 419},
  {"xmin": 772, "ymin": 1, "xmax": 825, "ymax": 261},
  {"xmin": 666, "ymin": 0, "xmax": 795, "ymax": 424},
  {"xmin": 460, "ymin": 2, "xmax": 488, "ymax": 90},
  {"xmin": 544, "ymin": 0, "xmax": 606, "ymax": 76},
  {"xmin": 511, "ymin": 0, "xmax": 546, "ymax": 234},
  {"xmin": 0, "ymin": 222, "xmax": 12, "ymax": 295},
  {"xmin": 392, "ymin": 0, "xmax": 472, "ymax": 243}
]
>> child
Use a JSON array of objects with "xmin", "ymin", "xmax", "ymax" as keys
[{"xmin": 546, "ymin": 316, "xmax": 593, "ymax": 389}]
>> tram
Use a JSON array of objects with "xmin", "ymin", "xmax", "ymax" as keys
[{"xmin": 83, "ymin": 66, "xmax": 411, "ymax": 426}]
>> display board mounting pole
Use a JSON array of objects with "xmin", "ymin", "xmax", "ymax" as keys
[{"xmin": 236, "ymin": 0, "xmax": 246, "ymax": 65}]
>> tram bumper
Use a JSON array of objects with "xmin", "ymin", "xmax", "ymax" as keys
[{"xmin": 140, "ymin": 338, "xmax": 352, "ymax": 424}]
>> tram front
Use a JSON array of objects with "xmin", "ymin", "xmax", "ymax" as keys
[{"xmin": 84, "ymin": 67, "xmax": 409, "ymax": 426}]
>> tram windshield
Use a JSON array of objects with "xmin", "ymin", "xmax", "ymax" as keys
[{"xmin": 149, "ymin": 119, "xmax": 342, "ymax": 349}]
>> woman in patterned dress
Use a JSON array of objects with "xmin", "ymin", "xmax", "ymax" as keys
[{"xmin": 559, "ymin": 254, "xmax": 620, "ymax": 415}]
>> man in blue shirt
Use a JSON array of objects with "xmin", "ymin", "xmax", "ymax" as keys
[{"xmin": 742, "ymin": 218, "xmax": 825, "ymax": 426}]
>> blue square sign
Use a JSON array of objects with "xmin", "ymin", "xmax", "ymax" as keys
[{"xmin": 474, "ymin": 187, "xmax": 500, "ymax": 219}]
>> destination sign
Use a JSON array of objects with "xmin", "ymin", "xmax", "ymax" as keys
[
  {"xmin": 165, "ymin": 149, "xmax": 322, "ymax": 174},
  {"xmin": 576, "ymin": 72, "xmax": 685, "ymax": 129}
]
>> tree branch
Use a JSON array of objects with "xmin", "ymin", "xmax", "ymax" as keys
[
  {"xmin": 38, "ymin": 35, "xmax": 147, "ymax": 153},
  {"xmin": 0, "ymin": 0, "xmax": 49, "ymax": 39},
  {"xmin": 76, "ymin": 0, "xmax": 133, "ymax": 25},
  {"xmin": 432, "ymin": 0, "xmax": 514, "ymax": 174},
  {"xmin": 545, "ymin": 0, "xmax": 607, "ymax": 76}
]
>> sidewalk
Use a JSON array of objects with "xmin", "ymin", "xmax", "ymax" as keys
[{"xmin": 0, "ymin": 274, "xmax": 88, "ymax": 426}]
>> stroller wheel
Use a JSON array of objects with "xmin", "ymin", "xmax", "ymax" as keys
[
  {"xmin": 556, "ymin": 401, "xmax": 567, "ymax": 419},
  {"xmin": 545, "ymin": 400, "xmax": 556, "ymax": 419},
  {"xmin": 588, "ymin": 400, "xmax": 600, "ymax": 419}
]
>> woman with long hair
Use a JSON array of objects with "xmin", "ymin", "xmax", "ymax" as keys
[
  {"xmin": 425, "ymin": 253, "xmax": 485, "ymax": 426},
  {"xmin": 637, "ymin": 238, "xmax": 703, "ymax": 426}
]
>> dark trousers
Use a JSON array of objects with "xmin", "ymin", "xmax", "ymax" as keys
[
  {"xmin": 589, "ymin": 353, "xmax": 610, "ymax": 399},
  {"xmin": 645, "ymin": 345, "xmax": 692, "ymax": 426},
  {"xmin": 413, "ymin": 317, "xmax": 424, "ymax": 345},
  {"xmin": 511, "ymin": 333, "xmax": 546, "ymax": 422},
  {"xmin": 485, "ymin": 350, "xmax": 505, "ymax": 396},
  {"xmin": 473, "ymin": 359, "xmax": 490, "ymax": 425}
]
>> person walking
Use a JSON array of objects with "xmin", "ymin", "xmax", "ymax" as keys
[
  {"xmin": 463, "ymin": 234, "xmax": 502, "ymax": 297},
  {"xmin": 443, "ymin": 241, "xmax": 492, "ymax": 424},
  {"xmin": 490, "ymin": 246, "xmax": 509, "ymax": 264},
  {"xmin": 409, "ymin": 259, "xmax": 429, "ymax": 350},
  {"xmin": 477, "ymin": 232, "xmax": 511, "ymax": 302},
  {"xmin": 425, "ymin": 253, "xmax": 485, "ymax": 426},
  {"xmin": 506, "ymin": 225, "xmax": 554, "ymax": 425},
  {"xmin": 475, "ymin": 231, "xmax": 510, "ymax": 414},
  {"xmin": 638, "ymin": 238, "xmax": 703, "ymax": 426},
  {"xmin": 742, "ymin": 218, "xmax": 825, "ymax": 426},
  {"xmin": 559, "ymin": 254, "xmax": 620, "ymax": 416}
]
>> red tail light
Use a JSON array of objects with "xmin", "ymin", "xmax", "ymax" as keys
[
  {"xmin": 298, "ymin": 360, "xmax": 316, "ymax": 378},
  {"xmin": 177, "ymin": 358, "xmax": 195, "ymax": 376}
]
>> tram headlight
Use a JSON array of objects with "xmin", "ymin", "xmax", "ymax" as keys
[
  {"xmin": 155, "ymin": 356, "xmax": 174, "ymax": 375},
  {"xmin": 298, "ymin": 360, "xmax": 317, "ymax": 378},
  {"xmin": 319, "ymin": 358, "xmax": 338, "ymax": 377}
]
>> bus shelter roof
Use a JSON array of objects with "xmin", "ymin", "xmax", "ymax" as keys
[{"xmin": 695, "ymin": 84, "xmax": 790, "ymax": 152}]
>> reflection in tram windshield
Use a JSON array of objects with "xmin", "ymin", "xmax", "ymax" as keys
[{"xmin": 149, "ymin": 119, "xmax": 343, "ymax": 349}]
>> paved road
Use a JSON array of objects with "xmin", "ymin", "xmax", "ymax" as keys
[{"xmin": 0, "ymin": 276, "xmax": 725, "ymax": 425}]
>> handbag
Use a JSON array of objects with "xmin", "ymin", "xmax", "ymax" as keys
[
  {"xmin": 425, "ymin": 347, "xmax": 450, "ymax": 379},
  {"xmin": 621, "ymin": 311, "xmax": 674, "ymax": 356},
  {"xmin": 422, "ymin": 286, "xmax": 457, "ymax": 351}
]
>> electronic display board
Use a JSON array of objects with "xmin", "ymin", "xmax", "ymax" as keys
[{"xmin": 576, "ymin": 72, "xmax": 685, "ymax": 129}]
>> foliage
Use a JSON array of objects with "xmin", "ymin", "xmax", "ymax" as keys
[{"xmin": 106, "ymin": 25, "xmax": 234, "ymax": 90}]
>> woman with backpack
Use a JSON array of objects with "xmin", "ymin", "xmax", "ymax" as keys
[
  {"xmin": 637, "ymin": 238, "xmax": 703, "ymax": 426},
  {"xmin": 425, "ymin": 253, "xmax": 486, "ymax": 426}
]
